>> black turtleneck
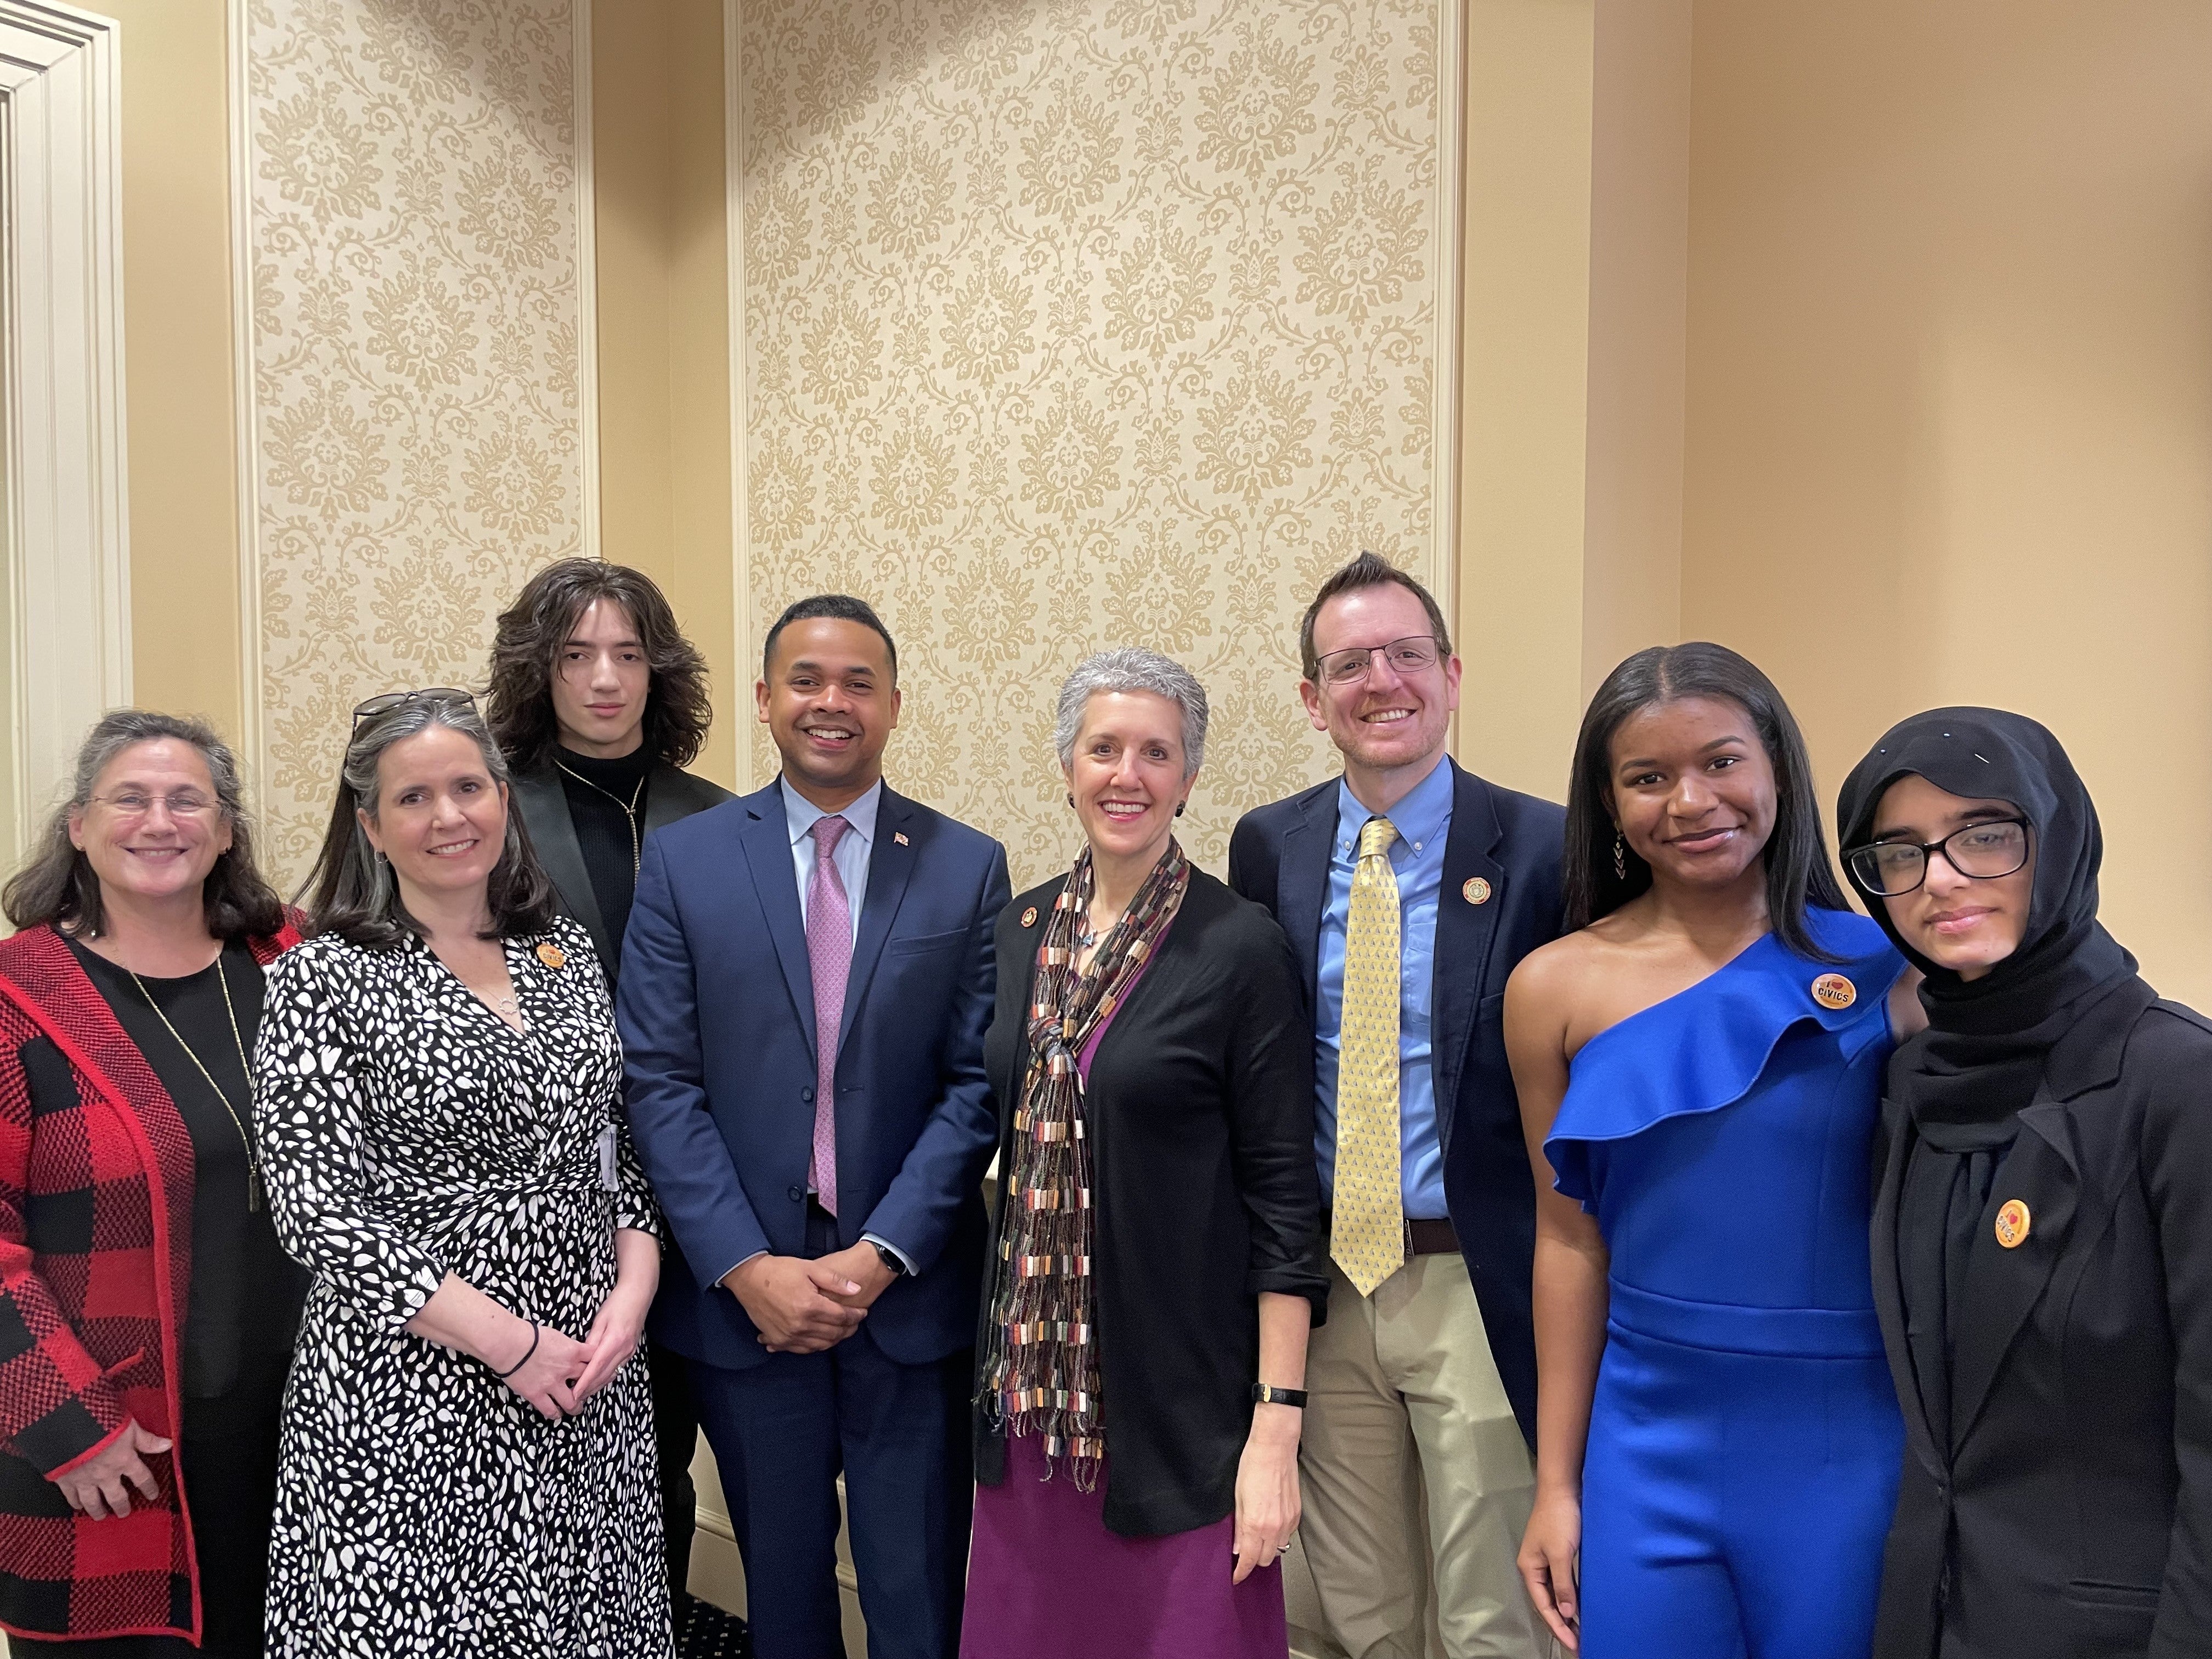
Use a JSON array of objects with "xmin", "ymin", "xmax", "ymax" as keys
[{"xmin": 553, "ymin": 743, "xmax": 653, "ymax": 953}]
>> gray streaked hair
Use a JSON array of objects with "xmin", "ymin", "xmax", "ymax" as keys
[{"xmin": 1053, "ymin": 648, "xmax": 1209, "ymax": 779}]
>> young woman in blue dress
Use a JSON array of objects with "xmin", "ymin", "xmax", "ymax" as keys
[{"xmin": 1506, "ymin": 643, "xmax": 1921, "ymax": 1656}]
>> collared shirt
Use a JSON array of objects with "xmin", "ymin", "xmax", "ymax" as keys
[
  {"xmin": 1314, "ymin": 757, "xmax": 1453, "ymax": 1220},
  {"xmin": 772, "ymin": 774, "xmax": 912, "ymax": 1273},
  {"xmin": 782, "ymin": 775, "xmax": 882, "ymax": 945}
]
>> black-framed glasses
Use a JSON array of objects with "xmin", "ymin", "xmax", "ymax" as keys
[
  {"xmin": 352, "ymin": 687, "xmax": 478, "ymax": 730},
  {"xmin": 1314, "ymin": 635, "xmax": 1441, "ymax": 686},
  {"xmin": 1843, "ymin": 819, "xmax": 2030, "ymax": 898}
]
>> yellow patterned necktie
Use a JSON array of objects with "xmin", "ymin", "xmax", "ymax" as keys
[{"xmin": 1334, "ymin": 816, "xmax": 1403, "ymax": 1296}]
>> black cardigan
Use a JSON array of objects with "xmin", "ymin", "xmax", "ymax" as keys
[
  {"xmin": 973, "ymin": 867, "xmax": 1327, "ymax": 1538},
  {"xmin": 1870, "ymin": 977, "xmax": 2212, "ymax": 1658}
]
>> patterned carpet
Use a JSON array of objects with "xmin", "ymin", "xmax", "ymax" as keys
[{"xmin": 675, "ymin": 1593, "xmax": 754, "ymax": 1657}]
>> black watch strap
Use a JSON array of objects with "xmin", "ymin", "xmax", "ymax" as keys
[
  {"xmin": 872, "ymin": 1242, "xmax": 908, "ymax": 1277},
  {"xmin": 1251, "ymin": 1384, "xmax": 1308, "ymax": 1408}
]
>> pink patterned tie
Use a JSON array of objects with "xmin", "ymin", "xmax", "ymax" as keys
[{"xmin": 806, "ymin": 815, "xmax": 853, "ymax": 1216}]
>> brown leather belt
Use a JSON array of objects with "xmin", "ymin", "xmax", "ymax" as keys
[{"xmin": 1323, "ymin": 1212, "xmax": 1461, "ymax": 1259}]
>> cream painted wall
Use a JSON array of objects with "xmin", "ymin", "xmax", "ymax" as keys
[
  {"xmin": 1680, "ymin": 0, "xmax": 2212, "ymax": 1007},
  {"xmin": 106, "ymin": 0, "xmax": 244, "ymax": 736}
]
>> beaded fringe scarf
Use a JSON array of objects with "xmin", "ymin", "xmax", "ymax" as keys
[{"xmin": 978, "ymin": 840, "xmax": 1190, "ymax": 1487}]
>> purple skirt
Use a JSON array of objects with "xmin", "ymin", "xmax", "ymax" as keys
[{"xmin": 960, "ymin": 1431, "xmax": 1288, "ymax": 1659}]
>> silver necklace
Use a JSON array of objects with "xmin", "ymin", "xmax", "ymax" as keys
[{"xmin": 555, "ymin": 759, "xmax": 645, "ymax": 877}]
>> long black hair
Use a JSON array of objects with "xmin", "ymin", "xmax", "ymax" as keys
[
  {"xmin": 1565, "ymin": 642, "xmax": 1848, "ymax": 961},
  {"xmin": 302, "ymin": 693, "xmax": 559, "ymax": 949}
]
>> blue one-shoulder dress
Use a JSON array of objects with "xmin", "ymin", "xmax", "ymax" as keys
[{"xmin": 1544, "ymin": 909, "xmax": 1906, "ymax": 1659}]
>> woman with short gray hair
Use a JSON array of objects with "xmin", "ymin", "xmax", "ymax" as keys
[
  {"xmin": 963, "ymin": 650, "xmax": 1325, "ymax": 1659},
  {"xmin": 253, "ymin": 689, "xmax": 671, "ymax": 1657},
  {"xmin": 0, "ymin": 710, "xmax": 304, "ymax": 1655}
]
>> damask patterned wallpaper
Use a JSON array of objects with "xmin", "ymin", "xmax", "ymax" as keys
[
  {"xmin": 245, "ymin": 0, "xmax": 587, "ymax": 877},
  {"xmin": 740, "ymin": 0, "xmax": 1453, "ymax": 882}
]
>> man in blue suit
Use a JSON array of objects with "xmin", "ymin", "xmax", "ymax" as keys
[
  {"xmin": 1229, "ymin": 554, "xmax": 1566, "ymax": 1658},
  {"xmin": 619, "ymin": 594, "xmax": 1010, "ymax": 1659}
]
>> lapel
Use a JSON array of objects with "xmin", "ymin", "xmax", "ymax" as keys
[
  {"xmin": 642, "ymin": 763, "xmax": 689, "ymax": 837},
  {"xmin": 1869, "ymin": 1102, "xmax": 1948, "ymax": 1481},
  {"xmin": 737, "ymin": 780, "xmax": 817, "ymax": 1052},
  {"xmin": 512, "ymin": 763, "xmax": 608, "ymax": 962},
  {"xmin": 838, "ymin": 788, "xmax": 919, "ymax": 1058},
  {"xmin": 1277, "ymin": 780, "xmax": 1335, "ymax": 1011},
  {"xmin": 1431, "ymin": 759, "xmax": 1506, "ymax": 1142},
  {"xmin": 1948, "ymin": 1092, "xmax": 2079, "ymax": 1449}
]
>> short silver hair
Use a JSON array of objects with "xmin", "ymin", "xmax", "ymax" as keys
[{"xmin": 1053, "ymin": 648, "xmax": 1209, "ymax": 779}]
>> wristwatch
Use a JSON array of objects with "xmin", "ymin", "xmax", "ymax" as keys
[
  {"xmin": 872, "ymin": 1242, "xmax": 908, "ymax": 1277},
  {"xmin": 1251, "ymin": 1384, "xmax": 1308, "ymax": 1408}
]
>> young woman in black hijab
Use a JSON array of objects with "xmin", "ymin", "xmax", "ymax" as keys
[{"xmin": 1836, "ymin": 707, "xmax": 2212, "ymax": 1659}]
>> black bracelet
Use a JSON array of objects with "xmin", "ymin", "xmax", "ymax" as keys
[
  {"xmin": 1251, "ymin": 1384, "xmax": 1308, "ymax": 1409},
  {"xmin": 492, "ymin": 1319, "xmax": 539, "ymax": 1380}
]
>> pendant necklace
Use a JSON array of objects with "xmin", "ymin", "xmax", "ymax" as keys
[
  {"xmin": 127, "ymin": 953, "xmax": 263, "ymax": 1212},
  {"xmin": 556, "ymin": 759, "xmax": 646, "ymax": 877}
]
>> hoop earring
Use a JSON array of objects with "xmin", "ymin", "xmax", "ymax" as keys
[{"xmin": 1613, "ymin": 831, "xmax": 1627, "ymax": 881}]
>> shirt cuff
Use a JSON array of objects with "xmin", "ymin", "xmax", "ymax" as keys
[
  {"xmin": 861, "ymin": 1232, "xmax": 917, "ymax": 1276},
  {"xmin": 715, "ymin": 1249, "xmax": 768, "ymax": 1289}
]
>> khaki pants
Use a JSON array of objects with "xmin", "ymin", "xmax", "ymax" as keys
[{"xmin": 1297, "ymin": 1254, "xmax": 1547, "ymax": 1659}]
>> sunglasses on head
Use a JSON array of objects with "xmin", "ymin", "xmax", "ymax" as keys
[{"xmin": 351, "ymin": 687, "xmax": 479, "ymax": 730}]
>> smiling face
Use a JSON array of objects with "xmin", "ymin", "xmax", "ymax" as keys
[
  {"xmin": 550, "ymin": 597, "xmax": 650, "ymax": 759},
  {"xmin": 1867, "ymin": 774, "xmax": 2036, "ymax": 979},
  {"xmin": 67, "ymin": 739, "xmax": 234, "ymax": 915},
  {"xmin": 1300, "ymin": 582, "xmax": 1460, "ymax": 782},
  {"xmin": 758, "ymin": 617, "xmax": 901, "ymax": 808},
  {"xmin": 358, "ymin": 724, "xmax": 509, "ymax": 905},
  {"xmin": 1064, "ymin": 690, "xmax": 1192, "ymax": 870},
  {"xmin": 1607, "ymin": 696, "xmax": 1778, "ymax": 896}
]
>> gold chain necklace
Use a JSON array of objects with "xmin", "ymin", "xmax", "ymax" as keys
[
  {"xmin": 554, "ymin": 759, "xmax": 645, "ymax": 877},
  {"xmin": 126, "ymin": 953, "xmax": 262, "ymax": 1212}
]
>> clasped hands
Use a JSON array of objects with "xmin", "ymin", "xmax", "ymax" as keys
[
  {"xmin": 492, "ymin": 1282, "xmax": 652, "ymax": 1423},
  {"xmin": 723, "ymin": 1242, "xmax": 897, "ymax": 1353}
]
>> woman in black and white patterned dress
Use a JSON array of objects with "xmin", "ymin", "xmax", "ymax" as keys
[{"xmin": 252, "ymin": 690, "xmax": 670, "ymax": 1658}]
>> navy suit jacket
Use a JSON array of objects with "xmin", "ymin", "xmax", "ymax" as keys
[
  {"xmin": 1228, "ymin": 756, "xmax": 1566, "ymax": 1444},
  {"xmin": 617, "ymin": 778, "xmax": 1011, "ymax": 1373}
]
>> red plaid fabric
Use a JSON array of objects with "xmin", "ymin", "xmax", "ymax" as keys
[{"xmin": 0, "ymin": 919, "xmax": 300, "ymax": 1641}]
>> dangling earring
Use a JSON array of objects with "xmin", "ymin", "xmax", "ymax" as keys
[
  {"xmin": 1066, "ymin": 793, "xmax": 1075, "ymax": 808},
  {"xmin": 1613, "ymin": 830, "xmax": 1627, "ymax": 881},
  {"xmin": 1174, "ymin": 802, "xmax": 1185, "ymax": 817}
]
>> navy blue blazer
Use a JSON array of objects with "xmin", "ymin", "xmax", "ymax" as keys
[
  {"xmin": 1227, "ymin": 756, "xmax": 1566, "ymax": 1443},
  {"xmin": 617, "ymin": 779, "xmax": 1012, "ymax": 1373}
]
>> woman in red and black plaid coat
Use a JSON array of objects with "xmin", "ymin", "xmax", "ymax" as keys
[{"xmin": 0, "ymin": 711, "xmax": 303, "ymax": 1656}]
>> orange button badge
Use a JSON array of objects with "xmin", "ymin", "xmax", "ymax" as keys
[
  {"xmin": 1994, "ymin": 1199, "xmax": 2032, "ymax": 1249},
  {"xmin": 536, "ymin": 943, "xmax": 567, "ymax": 969},
  {"xmin": 1810, "ymin": 973, "xmax": 1856, "ymax": 1010},
  {"xmin": 1020, "ymin": 907, "xmax": 1039, "ymax": 928},
  {"xmin": 1462, "ymin": 877, "xmax": 1492, "ymax": 906}
]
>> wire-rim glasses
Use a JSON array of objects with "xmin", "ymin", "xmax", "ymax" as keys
[
  {"xmin": 1314, "ymin": 635, "xmax": 1441, "ymax": 686},
  {"xmin": 1843, "ymin": 818, "xmax": 2030, "ymax": 898},
  {"xmin": 352, "ymin": 687, "xmax": 478, "ymax": 730}
]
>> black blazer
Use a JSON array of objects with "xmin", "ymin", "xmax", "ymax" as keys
[
  {"xmin": 1870, "ymin": 978, "xmax": 2212, "ymax": 1659},
  {"xmin": 510, "ymin": 758, "xmax": 732, "ymax": 975},
  {"xmin": 973, "ymin": 868, "xmax": 1327, "ymax": 1538},
  {"xmin": 1227, "ymin": 756, "xmax": 1566, "ymax": 1444}
]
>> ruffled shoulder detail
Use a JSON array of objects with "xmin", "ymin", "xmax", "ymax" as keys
[{"xmin": 1544, "ymin": 909, "xmax": 1903, "ymax": 1207}]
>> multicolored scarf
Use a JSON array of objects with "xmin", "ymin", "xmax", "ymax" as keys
[{"xmin": 979, "ymin": 839, "xmax": 1190, "ymax": 1487}]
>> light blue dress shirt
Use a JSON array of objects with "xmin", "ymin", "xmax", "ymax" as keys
[
  {"xmin": 771, "ymin": 775, "xmax": 912, "ymax": 1273},
  {"xmin": 1314, "ymin": 757, "xmax": 1453, "ymax": 1220}
]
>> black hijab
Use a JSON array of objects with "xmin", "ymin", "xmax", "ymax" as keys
[
  {"xmin": 1837, "ymin": 709, "xmax": 2141, "ymax": 1446},
  {"xmin": 1836, "ymin": 707, "xmax": 2139, "ymax": 1130}
]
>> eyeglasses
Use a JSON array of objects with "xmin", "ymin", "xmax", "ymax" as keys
[
  {"xmin": 1843, "ymin": 819, "xmax": 2030, "ymax": 897},
  {"xmin": 1313, "ymin": 635, "xmax": 1441, "ymax": 686},
  {"xmin": 352, "ymin": 687, "xmax": 478, "ymax": 729},
  {"xmin": 89, "ymin": 791, "xmax": 219, "ymax": 819}
]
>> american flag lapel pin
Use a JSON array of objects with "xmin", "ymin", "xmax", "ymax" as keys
[{"xmin": 894, "ymin": 831, "xmax": 910, "ymax": 846}]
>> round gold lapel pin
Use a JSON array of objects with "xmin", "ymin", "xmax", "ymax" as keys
[
  {"xmin": 1020, "ymin": 906, "xmax": 1039, "ymax": 928},
  {"xmin": 1994, "ymin": 1199, "xmax": 2032, "ymax": 1249},
  {"xmin": 537, "ymin": 942, "xmax": 567, "ymax": 969},
  {"xmin": 1462, "ymin": 877, "xmax": 1492, "ymax": 906},
  {"xmin": 1810, "ymin": 973, "xmax": 1856, "ymax": 1010}
]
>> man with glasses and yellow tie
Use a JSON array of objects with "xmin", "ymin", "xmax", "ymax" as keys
[{"xmin": 1231, "ymin": 552, "xmax": 1566, "ymax": 1658}]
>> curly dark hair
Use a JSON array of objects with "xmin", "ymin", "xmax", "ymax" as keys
[
  {"xmin": 302, "ymin": 693, "xmax": 560, "ymax": 949},
  {"xmin": 3, "ymin": 709, "xmax": 286, "ymax": 940},
  {"xmin": 1565, "ymin": 642, "xmax": 1848, "ymax": 962},
  {"xmin": 484, "ymin": 558, "xmax": 714, "ymax": 771}
]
